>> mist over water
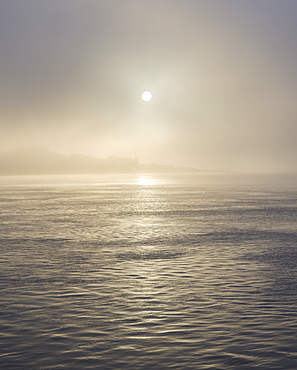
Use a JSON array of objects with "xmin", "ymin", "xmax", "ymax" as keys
[
  {"xmin": 1, "ymin": 1, "xmax": 297, "ymax": 172},
  {"xmin": 1, "ymin": 173, "xmax": 297, "ymax": 369}
]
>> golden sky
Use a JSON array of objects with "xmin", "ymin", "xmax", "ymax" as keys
[{"xmin": 1, "ymin": 0, "xmax": 297, "ymax": 171}]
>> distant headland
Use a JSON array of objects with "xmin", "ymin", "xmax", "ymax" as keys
[{"xmin": 0, "ymin": 146, "xmax": 199, "ymax": 175}]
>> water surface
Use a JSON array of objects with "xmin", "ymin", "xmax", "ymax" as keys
[{"xmin": 1, "ymin": 173, "xmax": 297, "ymax": 369}]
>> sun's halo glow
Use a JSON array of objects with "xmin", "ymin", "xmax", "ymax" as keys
[{"xmin": 141, "ymin": 91, "xmax": 152, "ymax": 102}]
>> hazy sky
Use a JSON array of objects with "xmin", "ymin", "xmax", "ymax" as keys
[{"xmin": 1, "ymin": 0, "xmax": 297, "ymax": 171}]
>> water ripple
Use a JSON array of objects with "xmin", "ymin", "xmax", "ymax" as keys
[{"xmin": 0, "ymin": 174, "xmax": 297, "ymax": 369}]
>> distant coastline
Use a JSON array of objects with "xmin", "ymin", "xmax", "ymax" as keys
[{"xmin": 0, "ymin": 146, "xmax": 200, "ymax": 175}]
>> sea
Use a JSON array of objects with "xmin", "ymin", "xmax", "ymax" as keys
[{"xmin": 1, "ymin": 173, "xmax": 297, "ymax": 369}]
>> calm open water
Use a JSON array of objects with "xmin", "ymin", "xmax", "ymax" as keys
[{"xmin": 1, "ymin": 173, "xmax": 297, "ymax": 369}]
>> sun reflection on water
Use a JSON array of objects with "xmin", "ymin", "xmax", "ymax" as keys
[{"xmin": 137, "ymin": 175, "xmax": 159, "ymax": 186}]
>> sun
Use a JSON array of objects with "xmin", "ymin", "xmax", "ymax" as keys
[{"xmin": 141, "ymin": 91, "xmax": 152, "ymax": 102}]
